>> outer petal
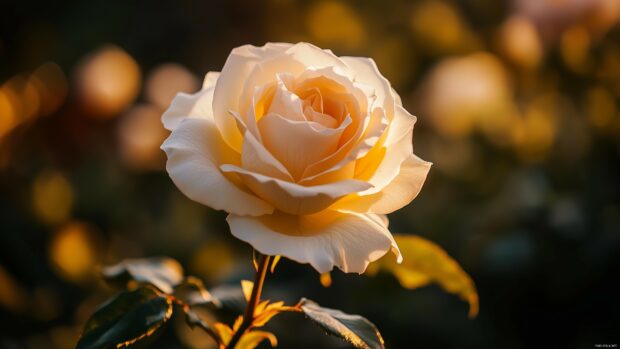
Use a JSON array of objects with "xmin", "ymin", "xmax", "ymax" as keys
[
  {"xmin": 332, "ymin": 154, "xmax": 432, "ymax": 214},
  {"xmin": 355, "ymin": 105, "xmax": 417, "ymax": 194},
  {"xmin": 220, "ymin": 164, "xmax": 371, "ymax": 215},
  {"xmin": 341, "ymin": 57, "xmax": 395, "ymax": 117},
  {"xmin": 161, "ymin": 118, "xmax": 273, "ymax": 216},
  {"xmin": 227, "ymin": 210, "xmax": 399, "ymax": 273},
  {"xmin": 213, "ymin": 43, "xmax": 293, "ymax": 151},
  {"xmin": 162, "ymin": 72, "xmax": 219, "ymax": 131},
  {"xmin": 285, "ymin": 43, "xmax": 349, "ymax": 74},
  {"xmin": 203, "ymin": 71, "xmax": 220, "ymax": 89}
]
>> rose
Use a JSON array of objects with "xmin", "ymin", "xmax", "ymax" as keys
[{"xmin": 161, "ymin": 42, "xmax": 431, "ymax": 274}]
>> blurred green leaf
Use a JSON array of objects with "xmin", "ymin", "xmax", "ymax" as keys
[
  {"xmin": 101, "ymin": 257, "xmax": 184, "ymax": 294},
  {"xmin": 299, "ymin": 298, "xmax": 385, "ymax": 349},
  {"xmin": 368, "ymin": 234, "xmax": 479, "ymax": 318},
  {"xmin": 76, "ymin": 286, "xmax": 173, "ymax": 349}
]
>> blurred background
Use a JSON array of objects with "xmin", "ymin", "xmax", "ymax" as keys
[{"xmin": 1, "ymin": 0, "xmax": 619, "ymax": 348}]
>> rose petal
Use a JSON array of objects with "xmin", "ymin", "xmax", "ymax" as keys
[
  {"xmin": 267, "ymin": 76, "xmax": 306, "ymax": 121},
  {"xmin": 161, "ymin": 118, "xmax": 273, "ymax": 216},
  {"xmin": 285, "ymin": 43, "xmax": 349, "ymax": 73},
  {"xmin": 241, "ymin": 129, "xmax": 293, "ymax": 181},
  {"xmin": 341, "ymin": 56, "xmax": 395, "ymax": 117},
  {"xmin": 331, "ymin": 154, "xmax": 431, "ymax": 214},
  {"xmin": 233, "ymin": 43, "xmax": 349, "ymax": 129},
  {"xmin": 227, "ymin": 210, "xmax": 400, "ymax": 273},
  {"xmin": 162, "ymin": 73, "xmax": 219, "ymax": 131},
  {"xmin": 213, "ymin": 43, "xmax": 293, "ymax": 152},
  {"xmin": 258, "ymin": 113, "xmax": 351, "ymax": 180},
  {"xmin": 355, "ymin": 105, "xmax": 417, "ymax": 194},
  {"xmin": 300, "ymin": 107, "xmax": 388, "ymax": 184},
  {"xmin": 203, "ymin": 71, "xmax": 220, "ymax": 89},
  {"xmin": 220, "ymin": 164, "xmax": 371, "ymax": 215}
]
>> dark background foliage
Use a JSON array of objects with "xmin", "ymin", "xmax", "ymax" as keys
[{"xmin": 1, "ymin": 0, "xmax": 619, "ymax": 348}]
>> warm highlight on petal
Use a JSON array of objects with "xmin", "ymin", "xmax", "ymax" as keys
[
  {"xmin": 162, "ymin": 118, "xmax": 273, "ymax": 216},
  {"xmin": 227, "ymin": 210, "xmax": 398, "ymax": 273}
]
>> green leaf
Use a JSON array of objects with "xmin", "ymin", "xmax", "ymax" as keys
[
  {"xmin": 76, "ymin": 287, "xmax": 173, "ymax": 349},
  {"xmin": 299, "ymin": 298, "xmax": 385, "ymax": 349},
  {"xmin": 101, "ymin": 257, "xmax": 184, "ymax": 294}
]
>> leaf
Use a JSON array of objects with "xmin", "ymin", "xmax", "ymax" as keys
[
  {"xmin": 252, "ymin": 301, "xmax": 300, "ymax": 327},
  {"xmin": 184, "ymin": 308, "xmax": 212, "ymax": 330},
  {"xmin": 252, "ymin": 250, "xmax": 259, "ymax": 272},
  {"xmin": 236, "ymin": 331, "xmax": 278, "ymax": 349},
  {"xmin": 298, "ymin": 298, "xmax": 385, "ymax": 349},
  {"xmin": 76, "ymin": 287, "xmax": 173, "ymax": 349},
  {"xmin": 270, "ymin": 255, "xmax": 281, "ymax": 273},
  {"xmin": 214, "ymin": 322, "xmax": 234, "ymax": 346},
  {"xmin": 241, "ymin": 280, "xmax": 254, "ymax": 302},
  {"xmin": 214, "ymin": 316, "xmax": 243, "ymax": 346},
  {"xmin": 101, "ymin": 257, "xmax": 184, "ymax": 294},
  {"xmin": 369, "ymin": 234, "xmax": 479, "ymax": 318},
  {"xmin": 174, "ymin": 276, "xmax": 218, "ymax": 307},
  {"xmin": 209, "ymin": 284, "xmax": 247, "ymax": 314},
  {"xmin": 215, "ymin": 321, "xmax": 277, "ymax": 349}
]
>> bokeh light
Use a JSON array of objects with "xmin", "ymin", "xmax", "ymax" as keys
[
  {"xmin": 190, "ymin": 240, "xmax": 238, "ymax": 284},
  {"xmin": 420, "ymin": 52, "xmax": 513, "ymax": 141},
  {"xmin": 306, "ymin": 1, "xmax": 366, "ymax": 51},
  {"xmin": 32, "ymin": 170, "xmax": 74, "ymax": 226},
  {"xmin": 48, "ymin": 222, "xmax": 101, "ymax": 282},
  {"xmin": 0, "ymin": 265, "xmax": 27, "ymax": 313},
  {"xmin": 145, "ymin": 63, "xmax": 199, "ymax": 110},
  {"xmin": 0, "ymin": 87, "xmax": 17, "ymax": 139},
  {"xmin": 410, "ymin": 0, "xmax": 479, "ymax": 56},
  {"xmin": 75, "ymin": 45, "xmax": 141, "ymax": 119},
  {"xmin": 498, "ymin": 15, "xmax": 543, "ymax": 69},
  {"xmin": 29, "ymin": 62, "xmax": 68, "ymax": 117},
  {"xmin": 560, "ymin": 25, "xmax": 591, "ymax": 73},
  {"xmin": 117, "ymin": 104, "xmax": 168, "ymax": 171}
]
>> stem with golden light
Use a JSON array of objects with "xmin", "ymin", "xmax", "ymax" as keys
[{"xmin": 226, "ymin": 253, "xmax": 271, "ymax": 349}]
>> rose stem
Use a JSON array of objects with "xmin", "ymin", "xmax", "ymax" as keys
[{"xmin": 226, "ymin": 252, "xmax": 271, "ymax": 349}]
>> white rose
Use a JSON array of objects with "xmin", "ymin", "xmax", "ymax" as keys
[{"xmin": 161, "ymin": 42, "xmax": 431, "ymax": 273}]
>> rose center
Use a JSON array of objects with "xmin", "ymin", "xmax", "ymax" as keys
[{"xmin": 297, "ymin": 87, "xmax": 346, "ymax": 129}]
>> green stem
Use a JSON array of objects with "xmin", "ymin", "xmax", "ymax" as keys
[{"xmin": 226, "ymin": 253, "xmax": 271, "ymax": 349}]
